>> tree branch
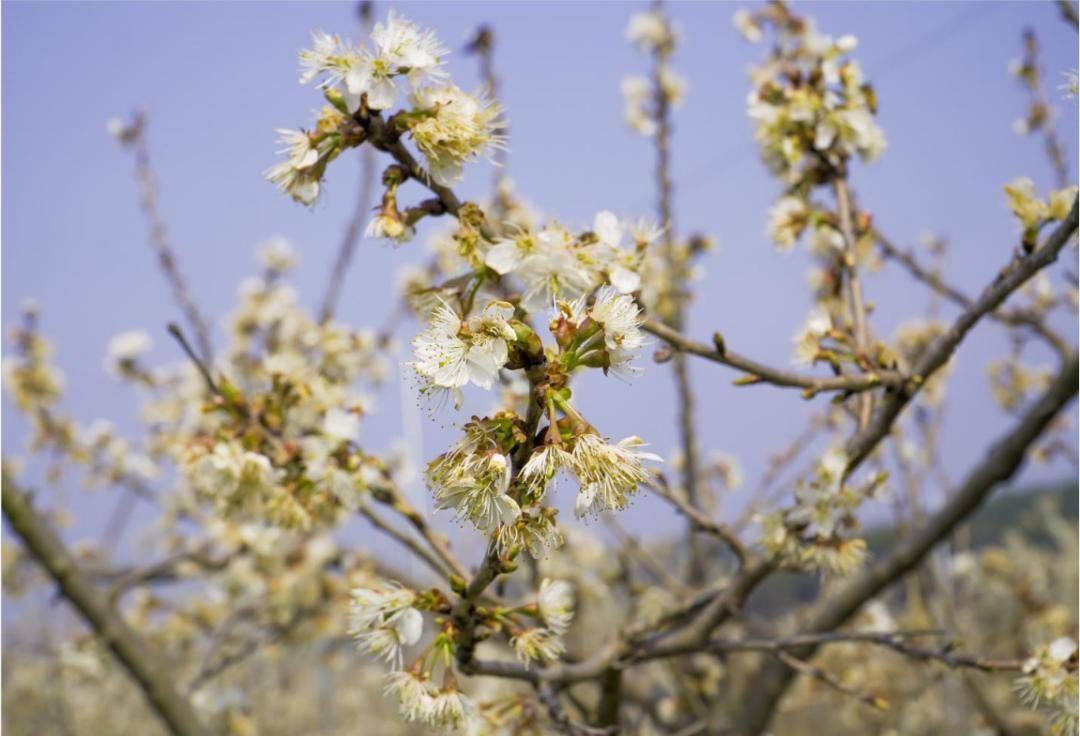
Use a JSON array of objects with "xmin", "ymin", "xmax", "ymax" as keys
[
  {"xmin": 642, "ymin": 317, "xmax": 903, "ymax": 395},
  {"xmin": 121, "ymin": 114, "xmax": 214, "ymax": 364},
  {"xmin": 2, "ymin": 479, "xmax": 207, "ymax": 736},
  {"xmin": 834, "ymin": 177, "xmax": 875, "ymax": 429},
  {"xmin": 873, "ymin": 227, "xmax": 1069, "ymax": 355},
  {"xmin": 843, "ymin": 200, "xmax": 1076, "ymax": 472},
  {"xmin": 733, "ymin": 346, "xmax": 1079, "ymax": 734}
]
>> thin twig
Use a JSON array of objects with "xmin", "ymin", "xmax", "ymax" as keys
[
  {"xmin": 123, "ymin": 114, "xmax": 214, "ymax": 363},
  {"xmin": 834, "ymin": 177, "xmax": 875, "ymax": 430},
  {"xmin": 775, "ymin": 650, "xmax": 888, "ymax": 710},
  {"xmin": 874, "ymin": 227, "xmax": 1069, "ymax": 354},
  {"xmin": 537, "ymin": 684, "xmax": 619, "ymax": 736},
  {"xmin": 358, "ymin": 502, "xmax": 452, "ymax": 581},
  {"xmin": 167, "ymin": 322, "xmax": 220, "ymax": 396},
  {"xmin": 319, "ymin": 3, "xmax": 378, "ymax": 323},
  {"xmin": 642, "ymin": 317, "xmax": 903, "ymax": 395},
  {"xmin": 646, "ymin": 477, "xmax": 746, "ymax": 565}
]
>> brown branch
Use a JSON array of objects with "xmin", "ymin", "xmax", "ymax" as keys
[
  {"xmin": 358, "ymin": 502, "xmax": 452, "ymax": 581},
  {"xmin": 355, "ymin": 111, "xmax": 496, "ymax": 241},
  {"xmin": 167, "ymin": 322, "xmax": 221, "ymax": 396},
  {"xmin": 647, "ymin": 3, "xmax": 705, "ymax": 584},
  {"xmin": 834, "ymin": 177, "xmax": 875, "ymax": 429},
  {"xmin": 605, "ymin": 515, "xmax": 692, "ymax": 594},
  {"xmin": 733, "ymin": 346, "xmax": 1079, "ymax": 734},
  {"xmin": 596, "ymin": 667, "xmax": 624, "ymax": 730},
  {"xmin": 102, "ymin": 547, "xmax": 230, "ymax": 605},
  {"xmin": 642, "ymin": 317, "xmax": 903, "ymax": 395},
  {"xmin": 646, "ymin": 477, "xmax": 747, "ymax": 565},
  {"xmin": 1019, "ymin": 28, "xmax": 1071, "ymax": 188},
  {"xmin": 186, "ymin": 603, "xmax": 321, "ymax": 693},
  {"xmin": 120, "ymin": 114, "xmax": 214, "ymax": 363},
  {"xmin": 320, "ymin": 146, "xmax": 377, "ymax": 323},
  {"xmin": 1059, "ymin": 0, "xmax": 1080, "ymax": 27},
  {"xmin": 369, "ymin": 473, "xmax": 471, "ymax": 581},
  {"xmin": 700, "ymin": 630, "xmax": 1035, "ymax": 673},
  {"xmin": 2, "ymin": 479, "xmax": 207, "ymax": 736},
  {"xmin": 775, "ymin": 650, "xmax": 888, "ymax": 711},
  {"xmin": 874, "ymin": 227, "xmax": 1069, "ymax": 354},
  {"xmin": 537, "ymin": 684, "xmax": 619, "ymax": 736},
  {"xmin": 319, "ymin": 5, "xmax": 378, "ymax": 323},
  {"xmin": 843, "ymin": 200, "xmax": 1077, "ymax": 472}
]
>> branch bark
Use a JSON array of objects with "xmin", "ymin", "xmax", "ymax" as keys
[
  {"xmin": 126, "ymin": 116, "xmax": 214, "ymax": 364},
  {"xmin": 733, "ymin": 347, "xmax": 1079, "ymax": 734},
  {"xmin": 873, "ymin": 227, "xmax": 1069, "ymax": 354},
  {"xmin": 834, "ymin": 177, "xmax": 875, "ymax": 429},
  {"xmin": 843, "ymin": 201, "xmax": 1076, "ymax": 472},
  {"xmin": 643, "ymin": 317, "xmax": 903, "ymax": 395},
  {"xmin": 2, "ymin": 480, "xmax": 208, "ymax": 736}
]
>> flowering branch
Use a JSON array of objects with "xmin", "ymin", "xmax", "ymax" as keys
[{"xmin": 734, "ymin": 345, "xmax": 1079, "ymax": 733}]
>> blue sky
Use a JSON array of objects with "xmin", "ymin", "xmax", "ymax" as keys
[{"xmin": 2, "ymin": 2, "xmax": 1077, "ymax": 564}]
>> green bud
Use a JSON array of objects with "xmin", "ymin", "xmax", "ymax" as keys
[
  {"xmin": 324, "ymin": 88, "xmax": 350, "ymax": 115},
  {"xmin": 511, "ymin": 321, "xmax": 544, "ymax": 363}
]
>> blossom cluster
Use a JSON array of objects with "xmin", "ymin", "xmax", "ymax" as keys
[
  {"xmin": 1017, "ymin": 637, "xmax": 1079, "ymax": 735},
  {"xmin": 345, "ymin": 572, "xmax": 578, "ymax": 728},
  {"xmin": 419, "ymin": 284, "xmax": 661, "ymax": 558},
  {"xmin": 740, "ymin": 2, "xmax": 885, "ymax": 191},
  {"xmin": 761, "ymin": 448, "xmax": 886, "ymax": 575},
  {"xmin": 1003, "ymin": 176, "xmax": 1077, "ymax": 248},
  {"xmin": 268, "ymin": 11, "xmax": 503, "ymax": 205}
]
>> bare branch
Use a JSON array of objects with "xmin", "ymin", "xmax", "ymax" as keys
[
  {"xmin": 844, "ymin": 200, "xmax": 1077, "ymax": 472},
  {"xmin": 834, "ymin": 177, "xmax": 875, "ymax": 429},
  {"xmin": 2, "ymin": 479, "xmax": 207, "ymax": 736},
  {"xmin": 874, "ymin": 227, "xmax": 1069, "ymax": 354},
  {"xmin": 118, "ymin": 114, "xmax": 214, "ymax": 363},
  {"xmin": 1059, "ymin": 0, "xmax": 1080, "ymax": 27},
  {"xmin": 537, "ymin": 684, "xmax": 619, "ymax": 736},
  {"xmin": 319, "ymin": 5, "xmax": 379, "ymax": 323},
  {"xmin": 775, "ymin": 650, "xmax": 888, "ymax": 711},
  {"xmin": 646, "ymin": 477, "xmax": 747, "ymax": 565},
  {"xmin": 642, "ymin": 316, "xmax": 903, "ymax": 395}
]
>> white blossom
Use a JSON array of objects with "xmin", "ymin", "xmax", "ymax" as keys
[
  {"xmin": 538, "ymin": 578, "xmax": 574, "ymax": 633},
  {"xmin": 322, "ymin": 408, "xmax": 360, "ymax": 443},
  {"xmin": 411, "ymin": 300, "xmax": 516, "ymax": 397},
  {"xmin": 408, "ymin": 84, "xmax": 503, "ymax": 186},
  {"xmin": 348, "ymin": 583, "xmax": 423, "ymax": 669},
  {"xmin": 257, "ymin": 236, "xmax": 300, "ymax": 272},
  {"xmin": 105, "ymin": 330, "xmax": 152, "ymax": 373},
  {"xmin": 572, "ymin": 434, "xmax": 661, "ymax": 517},
  {"xmin": 511, "ymin": 627, "xmax": 565, "ymax": 665},
  {"xmin": 626, "ymin": 10, "xmax": 673, "ymax": 52}
]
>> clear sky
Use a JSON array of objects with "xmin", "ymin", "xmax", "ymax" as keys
[{"xmin": 2, "ymin": 1, "xmax": 1077, "ymax": 564}]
